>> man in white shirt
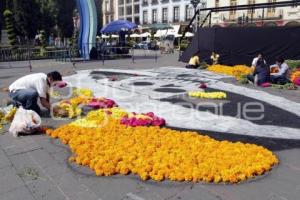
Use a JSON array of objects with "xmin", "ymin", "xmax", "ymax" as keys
[
  {"xmin": 9, "ymin": 71, "xmax": 62, "ymax": 114},
  {"xmin": 270, "ymin": 57, "xmax": 290, "ymax": 85},
  {"xmin": 252, "ymin": 53, "xmax": 267, "ymax": 68}
]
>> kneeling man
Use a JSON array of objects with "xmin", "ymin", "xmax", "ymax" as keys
[{"xmin": 9, "ymin": 71, "xmax": 62, "ymax": 114}]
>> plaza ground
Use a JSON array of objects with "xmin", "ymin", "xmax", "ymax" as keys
[{"xmin": 0, "ymin": 52, "xmax": 300, "ymax": 200}]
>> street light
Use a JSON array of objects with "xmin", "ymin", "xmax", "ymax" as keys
[{"xmin": 190, "ymin": 0, "xmax": 201, "ymax": 13}]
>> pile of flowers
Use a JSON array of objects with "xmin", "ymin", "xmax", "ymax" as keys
[
  {"xmin": 291, "ymin": 69, "xmax": 300, "ymax": 86},
  {"xmin": 53, "ymin": 88, "xmax": 117, "ymax": 119},
  {"xmin": 207, "ymin": 64, "xmax": 253, "ymax": 80},
  {"xmin": 121, "ymin": 112, "xmax": 166, "ymax": 127},
  {"xmin": 46, "ymin": 121, "xmax": 279, "ymax": 183},
  {"xmin": 188, "ymin": 91, "xmax": 227, "ymax": 99},
  {"xmin": 0, "ymin": 106, "xmax": 17, "ymax": 130},
  {"xmin": 71, "ymin": 107, "xmax": 128, "ymax": 128},
  {"xmin": 72, "ymin": 88, "xmax": 94, "ymax": 97},
  {"xmin": 46, "ymin": 87, "xmax": 278, "ymax": 183},
  {"xmin": 0, "ymin": 106, "xmax": 17, "ymax": 129}
]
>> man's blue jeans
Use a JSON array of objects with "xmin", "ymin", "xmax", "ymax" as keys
[
  {"xmin": 270, "ymin": 75, "xmax": 289, "ymax": 85},
  {"xmin": 9, "ymin": 89, "xmax": 41, "ymax": 113}
]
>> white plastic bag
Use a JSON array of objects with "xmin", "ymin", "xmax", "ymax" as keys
[{"xmin": 9, "ymin": 107, "xmax": 41, "ymax": 137}]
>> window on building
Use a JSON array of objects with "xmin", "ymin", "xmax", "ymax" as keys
[
  {"xmin": 119, "ymin": 0, "xmax": 124, "ymax": 4},
  {"xmin": 126, "ymin": 6, "xmax": 132, "ymax": 15},
  {"xmin": 152, "ymin": 9, "xmax": 157, "ymax": 23},
  {"xmin": 173, "ymin": 7, "xmax": 179, "ymax": 22},
  {"xmin": 162, "ymin": 8, "xmax": 168, "ymax": 23},
  {"xmin": 119, "ymin": 7, "xmax": 124, "ymax": 16},
  {"xmin": 247, "ymin": 0, "xmax": 255, "ymax": 15},
  {"xmin": 126, "ymin": 0, "xmax": 132, "ymax": 3},
  {"xmin": 230, "ymin": 0, "xmax": 237, "ymax": 15},
  {"xmin": 267, "ymin": 0, "xmax": 276, "ymax": 13},
  {"xmin": 127, "ymin": 17, "xmax": 132, "ymax": 22},
  {"xmin": 185, "ymin": 5, "xmax": 193, "ymax": 21},
  {"xmin": 215, "ymin": 0, "xmax": 219, "ymax": 8},
  {"xmin": 143, "ymin": 10, "xmax": 148, "ymax": 24},
  {"xmin": 134, "ymin": 5, "xmax": 139, "ymax": 14},
  {"xmin": 105, "ymin": 1, "xmax": 109, "ymax": 12},
  {"xmin": 152, "ymin": 0, "xmax": 158, "ymax": 4},
  {"xmin": 142, "ymin": 0, "xmax": 148, "ymax": 6},
  {"xmin": 135, "ymin": 17, "xmax": 140, "ymax": 25},
  {"xmin": 215, "ymin": 0, "xmax": 219, "ymax": 13}
]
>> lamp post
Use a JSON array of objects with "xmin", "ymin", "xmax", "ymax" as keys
[{"xmin": 190, "ymin": 0, "xmax": 201, "ymax": 30}]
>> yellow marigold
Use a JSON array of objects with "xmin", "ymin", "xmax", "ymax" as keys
[
  {"xmin": 291, "ymin": 71, "xmax": 300, "ymax": 82},
  {"xmin": 207, "ymin": 64, "xmax": 253, "ymax": 80},
  {"xmin": 48, "ymin": 120, "xmax": 279, "ymax": 184},
  {"xmin": 188, "ymin": 91, "xmax": 227, "ymax": 99},
  {"xmin": 73, "ymin": 88, "xmax": 94, "ymax": 97}
]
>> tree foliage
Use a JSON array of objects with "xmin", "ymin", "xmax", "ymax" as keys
[
  {"xmin": 1, "ymin": 0, "xmax": 102, "ymax": 43},
  {"xmin": 54, "ymin": 0, "xmax": 76, "ymax": 38},
  {"xmin": 13, "ymin": 0, "xmax": 40, "ymax": 38},
  {"xmin": 3, "ymin": 9, "xmax": 17, "ymax": 46}
]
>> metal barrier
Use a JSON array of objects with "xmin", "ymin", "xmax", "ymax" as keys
[
  {"xmin": 0, "ymin": 46, "xmax": 72, "ymax": 62},
  {"xmin": 81, "ymin": 43, "xmax": 159, "ymax": 65}
]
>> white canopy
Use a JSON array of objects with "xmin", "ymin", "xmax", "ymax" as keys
[
  {"xmin": 140, "ymin": 32, "xmax": 151, "ymax": 37},
  {"xmin": 130, "ymin": 33, "xmax": 141, "ymax": 38},
  {"xmin": 101, "ymin": 35, "xmax": 109, "ymax": 39},
  {"xmin": 154, "ymin": 25, "xmax": 180, "ymax": 38},
  {"xmin": 185, "ymin": 32, "xmax": 194, "ymax": 37},
  {"xmin": 101, "ymin": 34, "xmax": 119, "ymax": 39}
]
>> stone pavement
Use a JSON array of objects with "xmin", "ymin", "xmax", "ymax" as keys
[{"xmin": 0, "ymin": 54, "xmax": 300, "ymax": 200}]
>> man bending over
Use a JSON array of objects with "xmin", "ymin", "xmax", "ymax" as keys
[{"xmin": 9, "ymin": 71, "xmax": 62, "ymax": 114}]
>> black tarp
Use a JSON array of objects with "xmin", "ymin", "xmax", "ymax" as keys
[{"xmin": 180, "ymin": 26, "xmax": 300, "ymax": 66}]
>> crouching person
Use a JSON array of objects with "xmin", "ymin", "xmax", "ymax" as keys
[
  {"xmin": 247, "ymin": 58, "xmax": 270, "ymax": 86},
  {"xmin": 8, "ymin": 71, "xmax": 62, "ymax": 114},
  {"xmin": 270, "ymin": 57, "xmax": 290, "ymax": 85},
  {"xmin": 186, "ymin": 52, "xmax": 200, "ymax": 69}
]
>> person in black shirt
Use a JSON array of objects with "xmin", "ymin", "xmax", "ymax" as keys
[{"xmin": 247, "ymin": 58, "xmax": 270, "ymax": 85}]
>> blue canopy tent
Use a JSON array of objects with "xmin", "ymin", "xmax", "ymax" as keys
[
  {"xmin": 100, "ymin": 20, "xmax": 138, "ymax": 34},
  {"xmin": 100, "ymin": 20, "xmax": 138, "ymax": 47}
]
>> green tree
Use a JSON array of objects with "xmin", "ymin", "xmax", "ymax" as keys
[
  {"xmin": 13, "ymin": 0, "xmax": 41, "ymax": 39},
  {"xmin": 3, "ymin": 9, "xmax": 17, "ymax": 46},
  {"xmin": 37, "ymin": 0, "xmax": 57, "ymax": 37},
  {"xmin": 94, "ymin": 0, "xmax": 102, "ymax": 30},
  {"xmin": 54, "ymin": 0, "xmax": 76, "ymax": 38},
  {"xmin": 0, "ymin": 0, "xmax": 5, "ymax": 33}
]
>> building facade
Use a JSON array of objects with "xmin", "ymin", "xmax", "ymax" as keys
[
  {"xmin": 102, "ymin": 0, "xmax": 117, "ymax": 25},
  {"xmin": 206, "ymin": 0, "xmax": 300, "ymax": 27},
  {"xmin": 102, "ymin": 0, "xmax": 141, "ymax": 26},
  {"xmin": 139, "ymin": 0, "xmax": 207, "ymax": 25},
  {"xmin": 117, "ymin": 0, "xmax": 140, "ymax": 24}
]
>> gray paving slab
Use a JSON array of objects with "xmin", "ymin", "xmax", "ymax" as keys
[
  {"xmin": 0, "ymin": 167, "xmax": 24, "ymax": 195},
  {"xmin": 0, "ymin": 134, "xmax": 42, "ymax": 156},
  {"xmin": 32, "ymin": 135, "xmax": 67, "ymax": 154},
  {"xmin": 26, "ymin": 179, "xmax": 66, "ymax": 200},
  {"xmin": 0, "ymin": 148, "xmax": 11, "ymax": 169},
  {"xmin": 0, "ymin": 186, "xmax": 35, "ymax": 200},
  {"xmin": 28, "ymin": 148, "xmax": 58, "ymax": 169},
  {"xmin": 9, "ymin": 151, "xmax": 49, "ymax": 183},
  {"xmin": 54, "ymin": 173, "xmax": 99, "ymax": 200}
]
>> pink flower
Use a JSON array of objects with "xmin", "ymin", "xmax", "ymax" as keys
[
  {"xmin": 199, "ymin": 83, "xmax": 207, "ymax": 89},
  {"xmin": 57, "ymin": 81, "xmax": 67, "ymax": 88}
]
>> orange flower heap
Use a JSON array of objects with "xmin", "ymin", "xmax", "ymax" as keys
[
  {"xmin": 291, "ymin": 70, "xmax": 300, "ymax": 82},
  {"xmin": 207, "ymin": 64, "xmax": 253, "ymax": 80},
  {"xmin": 46, "ymin": 121, "xmax": 279, "ymax": 183}
]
